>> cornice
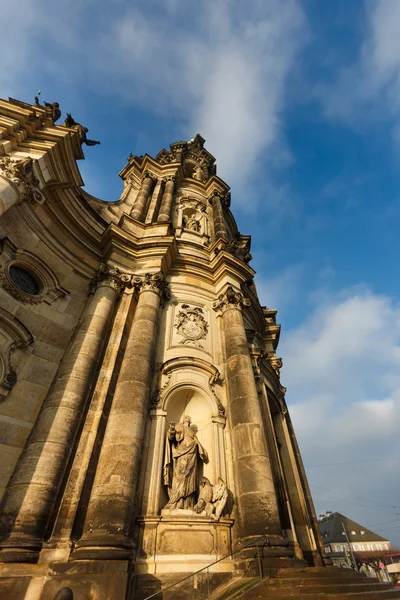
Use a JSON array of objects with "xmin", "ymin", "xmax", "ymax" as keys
[
  {"xmin": 119, "ymin": 154, "xmax": 181, "ymax": 182},
  {"xmin": 0, "ymin": 98, "xmax": 84, "ymax": 189},
  {"xmin": 101, "ymin": 220, "xmax": 178, "ymax": 273},
  {"xmin": 161, "ymin": 356, "xmax": 221, "ymax": 380}
]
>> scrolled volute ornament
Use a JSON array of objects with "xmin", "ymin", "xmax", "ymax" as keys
[
  {"xmin": 89, "ymin": 264, "xmax": 131, "ymax": 295},
  {"xmin": 133, "ymin": 272, "xmax": 170, "ymax": 301},
  {"xmin": 0, "ymin": 156, "xmax": 44, "ymax": 205},
  {"xmin": 212, "ymin": 285, "xmax": 250, "ymax": 316},
  {"xmin": 267, "ymin": 354, "xmax": 283, "ymax": 377}
]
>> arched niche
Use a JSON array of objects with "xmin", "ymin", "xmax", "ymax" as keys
[
  {"xmin": 174, "ymin": 197, "xmax": 210, "ymax": 245},
  {"xmin": 0, "ymin": 307, "xmax": 33, "ymax": 399},
  {"xmin": 141, "ymin": 360, "xmax": 226, "ymax": 517}
]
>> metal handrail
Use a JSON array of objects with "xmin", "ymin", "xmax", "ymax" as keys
[{"xmin": 143, "ymin": 534, "xmax": 270, "ymax": 600}]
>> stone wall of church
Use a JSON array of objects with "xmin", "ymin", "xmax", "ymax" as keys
[{"xmin": 0, "ymin": 204, "xmax": 88, "ymax": 501}]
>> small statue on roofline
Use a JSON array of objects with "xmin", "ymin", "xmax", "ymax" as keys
[
  {"xmin": 34, "ymin": 91, "xmax": 61, "ymax": 124},
  {"xmin": 33, "ymin": 92, "xmax": 100, "ymax": 147},
  {"xmin": 63, "ymin": 113, "xmax": 100, "ymax": 147}
]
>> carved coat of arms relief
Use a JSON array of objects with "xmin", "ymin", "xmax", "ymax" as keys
[{"xmin": 174, "ymin": 304, "xmax": 208, "ymax": 348}]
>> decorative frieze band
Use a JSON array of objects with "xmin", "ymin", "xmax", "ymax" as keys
[
  {"xmin": 212, "ymin": 285, "xmax": 250, "ymax": 316},
  {"xmin": 89, "ymin": 264, "xmax": 131, "ymax": 295},
  {"xmin": 0, "ymin": 156, "xmax": 44, "ymax": 205}
]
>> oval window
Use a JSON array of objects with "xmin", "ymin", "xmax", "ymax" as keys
[{"xmin": 9, "ymin": 265, "xmax": 40, "ymax": 295}]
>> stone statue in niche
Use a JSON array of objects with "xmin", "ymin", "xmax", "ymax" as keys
[
  {"xmin": 192, "ymin": 165, "xmax": 205, "ymax": 181},
  {"xmin": 183, "ymin": 213, "xmax": 201, "ymax": 232},
  {"xmin": 194, "ymin": 477, "xmax": 228, "ymax": 519},
  {"xmin": 163, "ymin": 415, "xmax": 209, "ymax": 509},
  {"xmin": 175, "ymin": 304, "xmax": 208, "ymax": 347}
]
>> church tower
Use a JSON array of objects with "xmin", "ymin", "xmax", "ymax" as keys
[{"xmin": 0, "ymin": 98, "xmax": 395, "ymax": 600}]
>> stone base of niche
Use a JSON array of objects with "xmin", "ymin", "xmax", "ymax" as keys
[
  {"xmin": 137, "ymin": 510, "xmax": 234, "ymax": 574},
  {"xmin": 0, "ymin": 560, "xmax": 130, "ymax": 600}
]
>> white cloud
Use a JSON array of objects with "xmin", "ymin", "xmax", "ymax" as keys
[
  {"xmin": 318, "ymin": 0, "xmax": 400, "ymax": 131},
  {"xmin": 102, "ymin": 0, "xmax": 307, "ymax": 191},
  {"xmin": 1, "ymin": 0, "xmax": 307, "ymax": 203},
  {"xmin": 281, "ymin": 289, "xmax": 400, "ymax": 543}
]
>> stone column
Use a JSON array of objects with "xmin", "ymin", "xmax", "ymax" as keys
[
  {"xmin": 211, "ymin": 190, "xmax": 228, "ymax": 241},
  {"xmin": 130, "ymin": 172, "xmax": 155, "ymax": 222},
  {"xmin": 74, "ymin": 273, "xmax": 169, "ymax": 560},
  {"xmin": 145, "ymin": 178, "xmax": 164, "ymax": 223},
  {"xmin": 157, "ymin": 176, "xmax": 176, "ymax": 222},
  {"xmin": 213, "ymin": 286, "xmax": 282, "ymax": 541},
  {"xmin": 0, "ymin": 264, "xmax": 128, "ymax": 562},
  {"xmin": 0, "ymin": 156, "xmax": 44, "ymax": 217}
]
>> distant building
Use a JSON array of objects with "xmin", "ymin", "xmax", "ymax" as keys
[{"xmin": 319, "ymin": 511, "xmax": 391, "ymax": 569}]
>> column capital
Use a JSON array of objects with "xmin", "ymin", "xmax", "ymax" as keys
[
  {"xmin": 209, "ymin": 190, "xmax": 223, "ymax": 202},
  {"xmin": 212, "ymin": 285, "xmax": 250, "ymax": 316},
  {"xmin": 0, "ymin": 156, "xmax": 44, "ymax": 205},
  {"xmin": 89, "ymin": 264, "xmax": 131, "ymax": 295},
  {"xmin": 133, "ymin": 272, "xmax": 170, "ymax": 300},
  {"xmin": 162, "ymin": 175, "xmax": 176, "ymax": 184},
  {"xmin": 142, "ymin": 170, "xmax": 157, "ymax": 182},
  {"xmin": 209, "ymin": 190, "xmax": 230, "ymax": 207}
]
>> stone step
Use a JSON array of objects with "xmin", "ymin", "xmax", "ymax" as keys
[
  {"xmin": 272, "ymin": 567, "xmax": 367, "ymax": 578},
  {"xmin": 268, "ymin": 578, "xmax": 389, "ymax": 588},
  {"xmin": 210, "ymin": 577, "xmax": 400, "ymax": 600},
  {"xmin": 247, "ymin": 582, "xmax": 400, "ymax": 600},
  {"xmin": 261, "ymin": 582, "xmax": 393, "ymax": 595},
  {"xmin": 249, "ymin": 591, "xmax": 400, "ymax": 600}
]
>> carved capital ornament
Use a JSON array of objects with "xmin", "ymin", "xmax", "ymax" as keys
[
  {"xmin": 133, "ymin": 272, "xmax": 170, "ymax": 300},
  {"xmin": 212, "ymin": 285, "xmax": 250, "ymax": 316},
  {"xmin": 162, "ymin": 175, "xmax": 177, "ymax": 184},
  {"xmin": 142, "ymin": 171, "xmax": 157, "ymax": 183},
  {"xmin": 0, "ymin": 156, "xmax": 44, "ymax": 205},
  {"xmin": 89, "ymin": 264, "xmax": 131, "ymax": 295}
]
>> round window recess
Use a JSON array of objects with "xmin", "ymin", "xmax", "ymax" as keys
[{"xmin": 9, "ymin": 265, "xmax": 41, "ymax": 296}]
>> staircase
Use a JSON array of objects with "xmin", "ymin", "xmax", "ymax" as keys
[{"xmin": 209, "ymin": 567, "xmax": 400, "ymax": 599}]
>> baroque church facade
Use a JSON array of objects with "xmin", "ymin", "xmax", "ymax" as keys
[{"xmin": 0, "ymin": 98, "xmax": 395, "ymax": 600}]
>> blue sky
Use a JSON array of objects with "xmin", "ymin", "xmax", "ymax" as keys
[{"xmin": 3, "ymin": 0, "xmax": 400, "ymax": 546}]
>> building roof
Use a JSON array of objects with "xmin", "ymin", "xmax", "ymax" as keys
[{"xmin": 319, "ymin": 512, "xmax": 389, "ymax": 544}]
